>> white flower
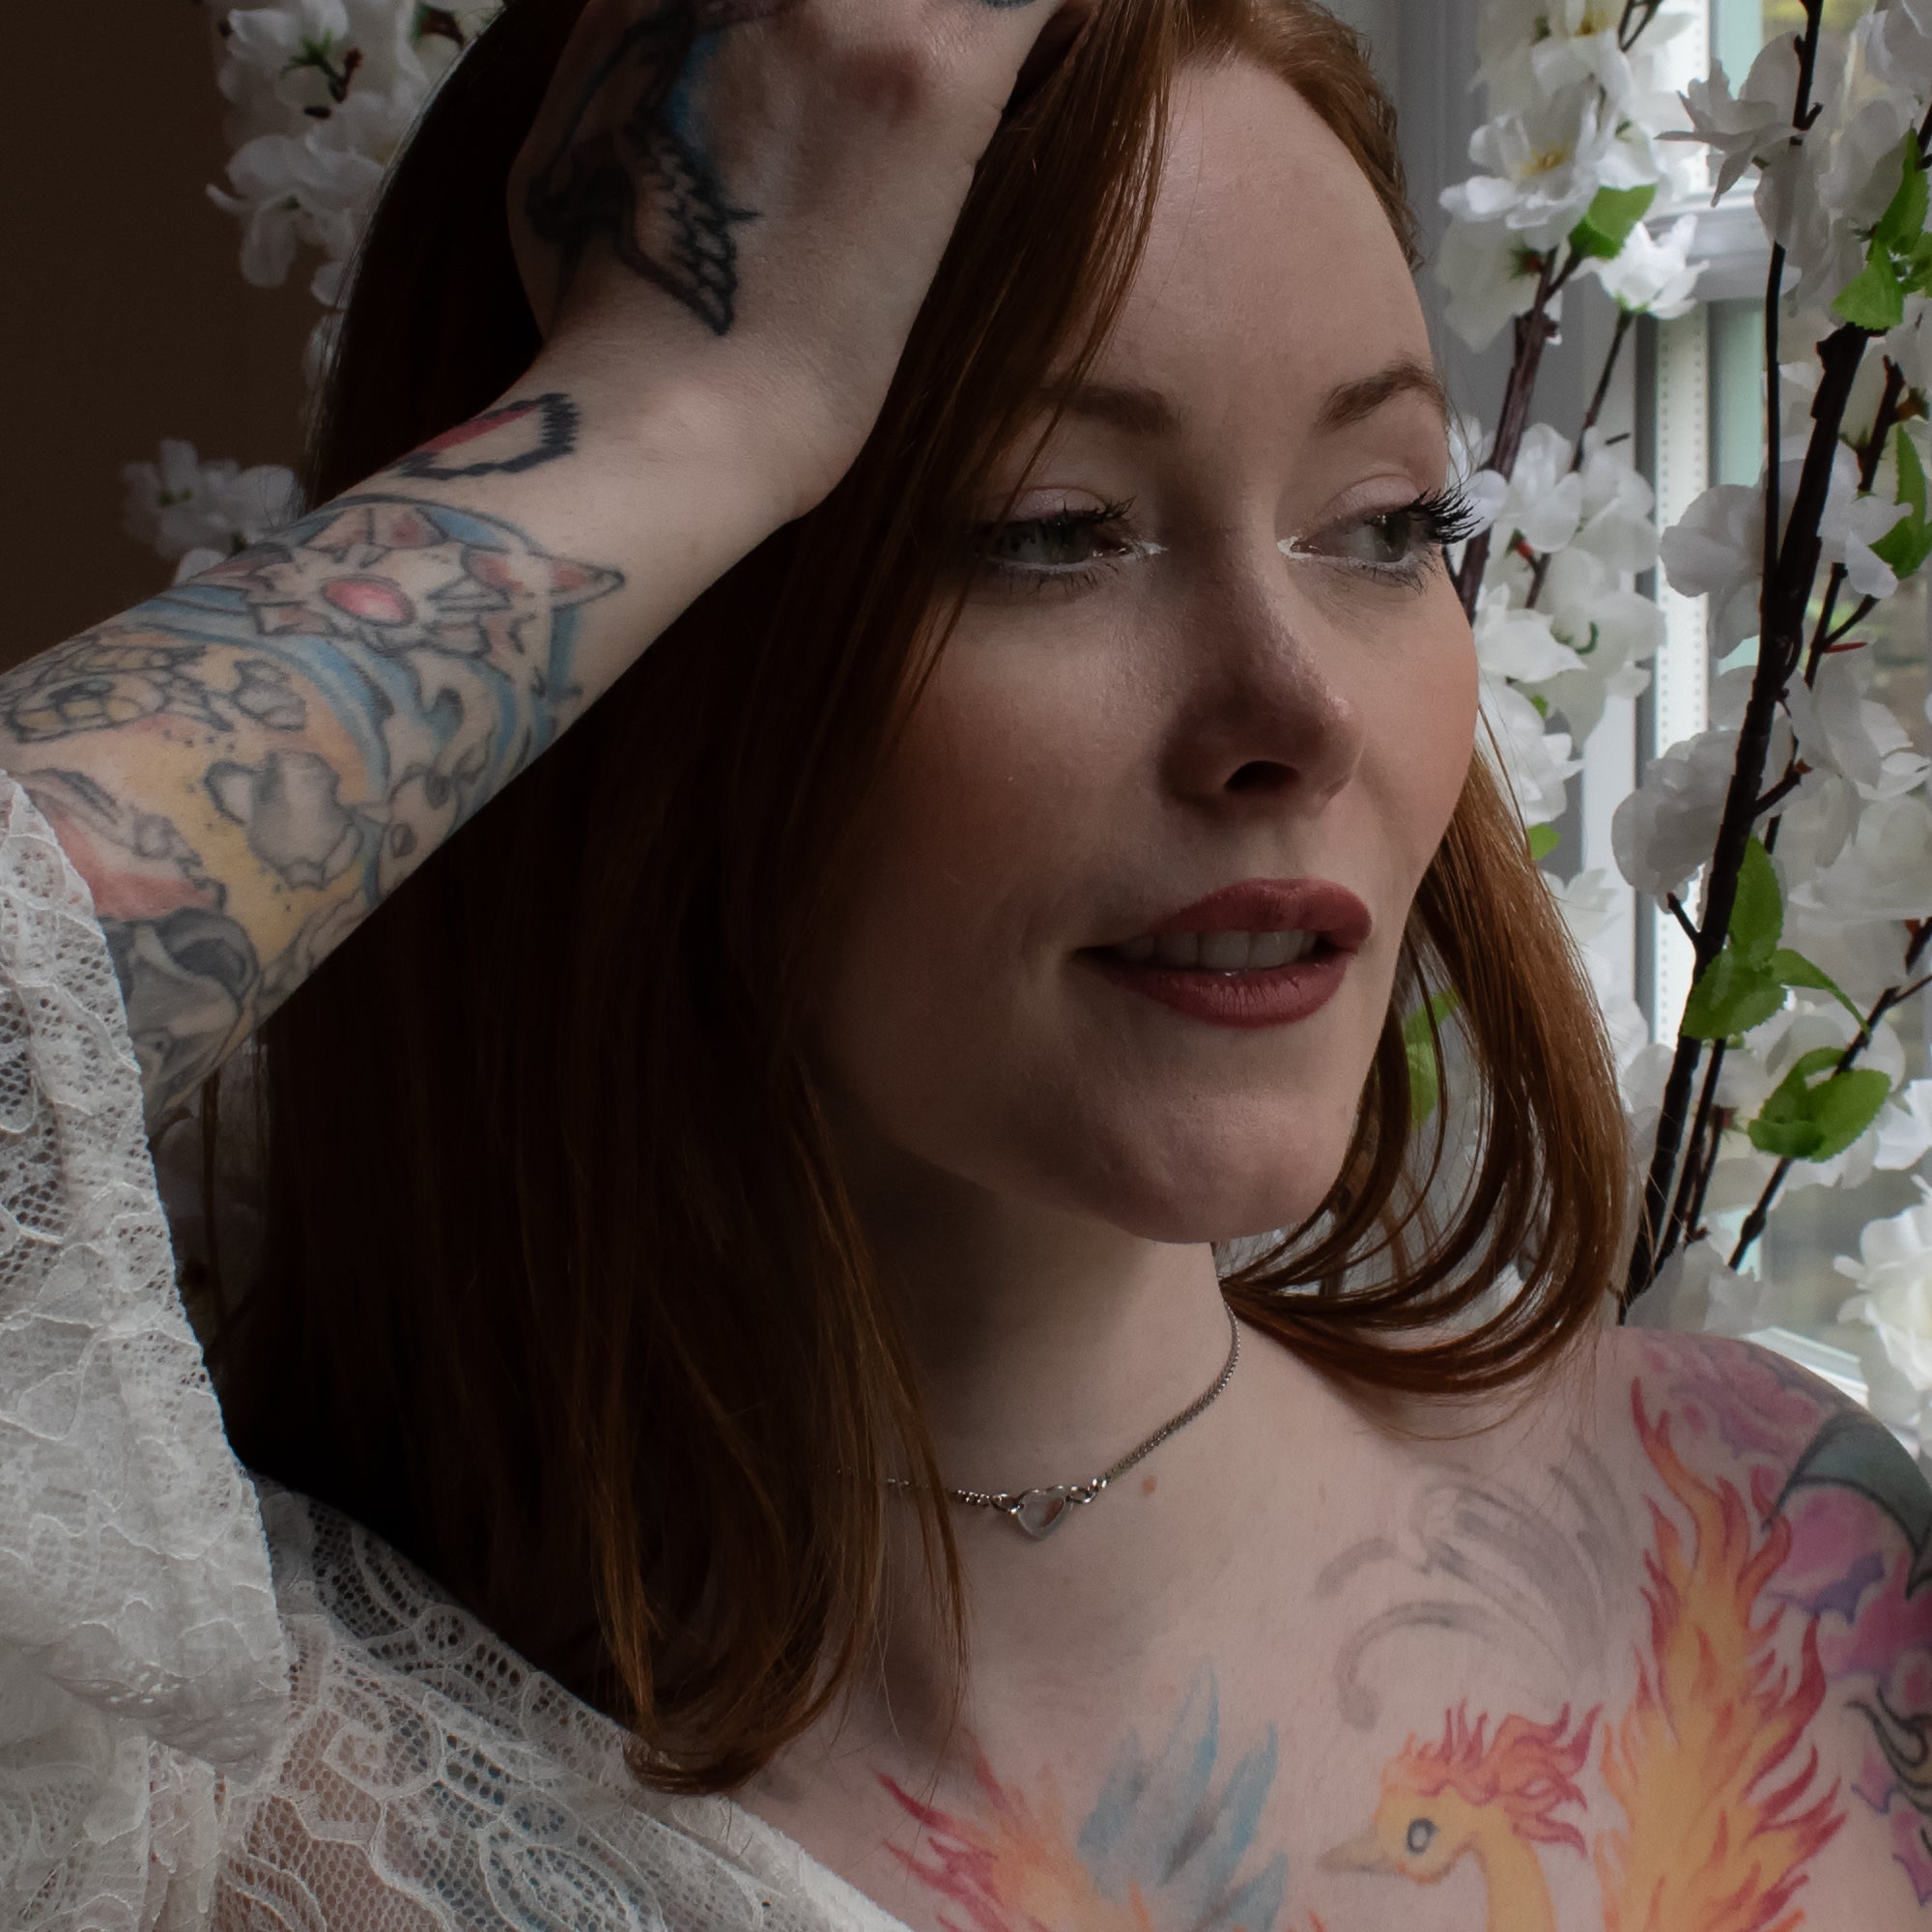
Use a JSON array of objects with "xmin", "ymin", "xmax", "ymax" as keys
[
  {"xmin": 218, "ymin": 0, "xmax": 355, "ymax": 123},
  {"xmin": 1473, "ymin": 582, "xmax": 1587, "ymax": 683},
  {"xmin": 1762, "ymin": 43, "xmax": 1871, "ymax": 310},
  {"xmin": 1767, "ymin": 769, "xmax": 1859, "ymax": 886},
  {"xmin": 205, "ymin": 1, "xmax": 497, "ymax": 303},
  {"xmin": 1478, "ymin": 675, "xmax": 1581, "ymax": 826},
  {"xmin": 1883, "ymin": 300, "xmax": 1932, "ymax": 412},
  {"xmin": 1790, "ymin": 791, "xmax": 1932, "ymax": 920},
  {"xmin": 1866, "ymin": 0, "xmax": 1932, "ymax": 94},
  {"xmin": 1877, "ymin": 1077, "xmax": 1932, "ymax": 1170},
  {"xmin": 122, "ymin": 440, "xmax": 299, "ymax": 565},
  {"xmin": 1630, "ymin": 1237, "xmax": 1797, "ymax": 1336},
  {"xmin": 1573, "ymin": 430, "xmax": 1662, "ymax": 575},
  {"xmin": 1813, "ymin": 87, "xmax": 1916, "ymax": 228},
  {"xmin": 1534, "ymin": 571, "xmax": 1662, "ymax": 740},
  {"xmin": 1492, "ymin": 423, "xmax": 1587, "ymax": 554},
  {"xmin": 1819, "ymin": 452, "xmax": 1909, "ymax": 603},
  {"xmin": 1477, "ymin": 2, "xmax": 1630, "ymax": 103},
  {"xmin": 1783, "ymin": 647, "xmax": 1932, "ymax": 799},
  {"xmin": 1589, "ymin": 213, "xmax": 1703, "ymax": 318},
  {"xmin": 1837, "ymin": 1176, "xmax": 1932, "ymax": 1392},
  {"xmin": 1655, "ymin": 440, "xmax": 1870, "ymax": 652},
  {"xmin": 1611, "ymin": 724, "xmax": 1741, "ymax": 896},
  {"xmin": 1444, "ymin": 90, "xmax": 1640, "ymax": 250},
  {"xmin": 1781, "ymin": 895, "xmax": 1910, "ymax": 1006},
  {"xmin": 209, "ymin": 121, "xmax": 384, "ymax": 288},
  {"xmin": 1436, "ymin": 218, "xmax": 1555, "ymax": 353},
  {"xmin": 1668, "ymin": 34, "xmax": 1803, "ymax": 200},
  {"xmin": 1659, "ymin": 483, "xmax": 1766, "ymax": 654},
  {"xmin": 1547, "ymin": 867, "xmax": 1653, "ymax": 1076}
]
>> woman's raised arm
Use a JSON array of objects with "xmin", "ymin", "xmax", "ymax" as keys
[
  {"xmin": 0, "ymin": 390, "xmax": 787, "ymax": 1124},
  {"xmin": 0, "ymin": 0, "xmax": 1084, "ymax": 1125}
]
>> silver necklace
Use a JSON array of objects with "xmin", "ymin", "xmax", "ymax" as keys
[{"xmin": 886, "ymin": 1302, "xmax": 1242, "ymax": 1540}]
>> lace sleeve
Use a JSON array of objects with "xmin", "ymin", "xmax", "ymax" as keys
[{"xmin": 0, "ymin": 776, "xmax": 288, "ymax": 1920}]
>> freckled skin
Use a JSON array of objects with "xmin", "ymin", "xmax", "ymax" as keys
[{"xmin": 810, "ymin": 64, "xmax": 1478, "ymax": 1245}]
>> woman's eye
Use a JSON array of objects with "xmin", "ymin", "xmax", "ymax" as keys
[
  {"xmin": 1287, "ymin": 483, "xmax": 1480, "ymax": 588},
  {"xmin": 966, "ymin": 498, "xmax": 1148, "ymax": 598},
  {"xmin": 1334, "ymin": 509, "xmax": 1421, "ymax": 567}
]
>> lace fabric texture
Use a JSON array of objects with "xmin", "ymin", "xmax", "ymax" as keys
[{"xmin": 0, "ymin": 777, "xmax": 904, "ymax": 1932}]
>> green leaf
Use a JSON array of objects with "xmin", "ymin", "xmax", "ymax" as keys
[
  {"xmin": 1729, "ymin": 835, "xmax": 1783, "ymax": 966},
  {"xmin": 1895, "ymin": 423, "xmax": 1928, "ymax": 523},
  {"xmin": 1869, "ymin": 426, "xmax": 1932, "ymax": 581},
  {"xmin": 1872, "ymin": 134, "xmax": 1928, "ymax": 253},
  {"xmin": 1869, "ymin": 514, "xmax": 1932, "ymax": 577},
  {"xmin": 1904, "ymin": 229, "xmax": 1932, "ymax": 291},
  {"xmin": 1747, "ymin": 1047, "xmax": 1839, "ymax": 1157},
  {"xmin": 1808, "ymin": 1067, "xmax": 1893, "ymax": 1158},
  {"xmin": 1681, "ymin": 950, "xmax": 1788, "ymax": 1039},
  {"xmin": 1747, "ymin": 1111, "xmax": 1824, "ymax": 1158},
  {"xmin": 1568, "ymin": 183, "xmax": 1659, "ymax": 262},
  {"xmin": 1766, "ymin": 947, "xmax": 1866, "ymax": 1027},
  {"xmin": 1403, "ymin": 990, "xmax": 1460, "ymax": 1128},
  {"xmin": 1527, "ymin": 822, "xmax": 1561, "ymax": 863},
  {"xmin": 1744, "ymin": 1047, "xmax": 1893, "ymax": 1162},
  {"xmin": 1834, "ymin": 252, "xmax": 1907, "ymax": 330}
]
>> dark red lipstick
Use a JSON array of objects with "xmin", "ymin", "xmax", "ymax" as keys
[{"xmin": 1082, "ymin": 878, "xmax": 1371, "ymax": 1030}]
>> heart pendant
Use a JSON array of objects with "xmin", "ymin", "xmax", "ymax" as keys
[{"xmin": 1011, "ymin": 1487, "xmax": 1075, "ymax": 1538}]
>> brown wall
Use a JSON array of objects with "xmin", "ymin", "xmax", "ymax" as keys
[{"xmin": 2, "ymin": 1, "xmax": 317, "ymax": 669}]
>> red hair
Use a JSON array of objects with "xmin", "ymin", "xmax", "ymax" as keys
[{"xmin": 207, "ymin": 0, "xmax": 1632, "ymax": 1792}]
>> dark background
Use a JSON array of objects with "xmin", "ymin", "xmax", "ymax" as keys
[{"xmin": 3, "ymin": 1, "xmax": 315, "ymax": 665}]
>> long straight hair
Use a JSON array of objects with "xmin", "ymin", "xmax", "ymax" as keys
[{"xmin": 211, "ymin": 0, "xmax": 1632, "ymax": 1793}]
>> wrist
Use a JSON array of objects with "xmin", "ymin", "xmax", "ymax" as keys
[{"xmin": 517, "ymin": 345, "xmax": 813, "ymax": 537}]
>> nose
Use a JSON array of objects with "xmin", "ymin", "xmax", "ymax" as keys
[{"xmin": 1158, "ymin": 559, "xmax": 1367, "ymax": 811}]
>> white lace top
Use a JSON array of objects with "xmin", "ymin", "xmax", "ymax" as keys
[{"xmin": 0, "ymin": 778, "xmax": 906, "ymax": 1932}]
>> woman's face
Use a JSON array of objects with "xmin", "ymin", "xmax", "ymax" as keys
[{"xmin": 813, "ymin": 58, "xmax": 1479, "ymax": 1245}]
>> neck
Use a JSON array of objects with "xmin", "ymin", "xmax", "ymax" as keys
[{"xmin": 826, "ymin": 1136, "xmax": 1346, "ymax": 1774}]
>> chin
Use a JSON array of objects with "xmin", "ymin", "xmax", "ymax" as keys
[{"xmin": 1057, "ymin": 1127, "xmax": 1350, "ymax": 1247}]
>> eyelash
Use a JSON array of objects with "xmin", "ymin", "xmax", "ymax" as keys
[{"xmin": 967, "ymin": 482, "xmax": 1484, "ymax": 599}]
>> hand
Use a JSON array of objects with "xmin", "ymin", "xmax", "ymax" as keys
[{"xmin": 507, "ymin": 0, "xmax": 1094, "ymax": 523}]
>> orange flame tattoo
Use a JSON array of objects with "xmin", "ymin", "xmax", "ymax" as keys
[
  {"xmin": 1592, "ymin": 1392, "xmax": 1844, "ymax": 1932},
  {"xmin": 1321, "ymin": 1387, "xmax": 1847, "ymax": 1931}
]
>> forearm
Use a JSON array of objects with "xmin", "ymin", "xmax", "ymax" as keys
[{"xmin": 0, "ymin": 376, "xmax": 783, "ymax": 1124}]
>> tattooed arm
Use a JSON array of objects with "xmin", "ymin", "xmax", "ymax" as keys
[
  {"xmin": 1, "ymin": 0, "xmax": 1087, "ymax": 1123},
  {"xmin": 0, "ymin": 394, "xmax": 786, "ymax": 1122}
]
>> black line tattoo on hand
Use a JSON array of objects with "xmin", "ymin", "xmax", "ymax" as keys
[
  {"xmin": 525, "ymin": 0, "xmax": 798, "ymax": 336},
  {"xmin": 396, "ymin": 393, "xmax": 582, "ymax": 480}
]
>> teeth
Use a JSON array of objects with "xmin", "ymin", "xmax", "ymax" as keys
[
  {"xmin": 1112, "ymin": 930, "xmax": 1318, "ymax": 970},
  {"xmin": 1153, "ymin": 931, "xmax": 1204, "ymax": 969},
  {"xmin": 1248, "ymin": 930, "xmax": 1313, "ymax": 970},
  {"xmin": 1200, "ymin": 931, "xmax": 1252, "ymax": 971}
]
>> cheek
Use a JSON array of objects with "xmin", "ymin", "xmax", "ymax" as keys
[
  {"xmin": 1375, "ymin": 602, "xmax": 1481, "ymax": 877},
  {"xmin": 808, "ymin": 646, "xmax": 1130, "ymax": 1163},
  {"xmin": 810, "ymin": 594, "xmax": 1482, "ymax": 1236}
]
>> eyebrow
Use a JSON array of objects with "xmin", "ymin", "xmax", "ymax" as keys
[
  {"xmin": 1034, "ymin": 356, "xmax": 1451, "ymax": 440},
  {"xmin": 1313, "ymin": 356, "xmax": 1452, "ymax": 436}
]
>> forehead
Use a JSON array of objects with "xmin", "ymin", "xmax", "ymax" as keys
[{"xmin": 1093, "ymin": 58, "xmax": 1434, "ymax": 441}]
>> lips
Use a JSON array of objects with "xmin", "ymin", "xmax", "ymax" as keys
[{"xmin": 1079, "ymin": 878, "xmax": 1372, "ymax": 1032}]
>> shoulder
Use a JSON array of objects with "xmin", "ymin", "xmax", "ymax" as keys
[{"xmin": 1583, "ymin": 1324, "xmax": 1932, "ymax": 1918}]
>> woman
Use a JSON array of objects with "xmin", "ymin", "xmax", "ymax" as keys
[{"xmin": 0, "ymin": 0, "xmax": 1921, "ymax": 1925}]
